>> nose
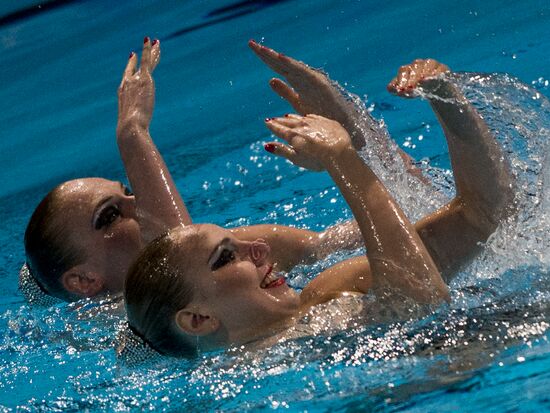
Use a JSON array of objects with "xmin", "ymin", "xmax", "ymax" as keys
[
  {"xmin": 120, "ymin": 194, "xmax": 137, "ymax": 220},
  {"xmin": 248, "ymin": 238, "xmax": 270, "ymax": 266}
]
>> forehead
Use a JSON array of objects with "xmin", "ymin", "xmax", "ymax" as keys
[
  {"xmin": 171, "ymin": 224, "xmax": 232, "ymax": 261},
  {"xmin": 54, "ymin": 178, "xmax": 123, "ymax": 222},
  {"xmin": 59, "ymin": 178, "xmax": 121, "ymax": 199}
]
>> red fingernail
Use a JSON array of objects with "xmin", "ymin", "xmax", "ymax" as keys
[
  {"xmin": 152, "ymin": 39, "xmax": 159, "ymax": 46},
  {"xmin": 265, "ymin": 117, "xmax": 272, "ymax": 122},
  {"xmin": 129, "ymin": 52, "xmax": 134, "ymax": 59},
  {"xmin": 144, "ymin": 36, "xmax": 150, "ymax": 44},
  {"xmin": 284, "ymin": 114, "xmax": 289, "ymax": 117},
  {"xmin": 264, "ymin": 143, "xmax": 275, "ymax": 153}
]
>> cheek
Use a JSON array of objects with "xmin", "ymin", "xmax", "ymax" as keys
[{"xmin": 104, "ymin": 219, "xmax": 142, "ymax": 253}]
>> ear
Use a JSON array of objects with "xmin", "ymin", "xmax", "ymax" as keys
[
  {"xmin": 61, "ymin": 267, "xmax": 105, "ymax": 298},
  {"xmin": 175, "ymin": 307, "xmax": 220, "ymax": 337}
]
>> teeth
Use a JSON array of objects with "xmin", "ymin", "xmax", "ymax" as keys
[{"xmin": 261, "ymin": 270, "xmax": 279, "ymax": 288}]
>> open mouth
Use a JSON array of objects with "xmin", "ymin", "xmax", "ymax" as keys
[{"xmin": 260, "ymin": 265, "xmax": 286, "ymax": 289}]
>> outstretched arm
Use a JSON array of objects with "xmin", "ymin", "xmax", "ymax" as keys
[
  {"xmin": 266, "ymin": 115, "xmax": 449, "ymax": 305},
  {"xmin": 117, "ymin": 39, "xmax": 192, "ymax": 242},
  {"xmin": 388, "ymin": 60, "xmax": 516, "ymax": 278}
]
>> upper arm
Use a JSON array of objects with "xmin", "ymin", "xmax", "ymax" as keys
[
  {"xmin": 300, "ymin": 256, "xmax": 372, "ymax": 308},
  {"xmin": 415, "ymin": 198, "xmax": 487, "ymax": 282}
]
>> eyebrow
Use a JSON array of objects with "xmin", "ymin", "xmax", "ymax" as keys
[
  {"xmin": 207, "ymin": 237, "xmax": 231, "ymax": 265},
  {"xmin": 91, "ymin": 196, "xmax": 114, "ymax": 228}
]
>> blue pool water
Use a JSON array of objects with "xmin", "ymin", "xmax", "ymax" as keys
[{"xmin": 1, "ymin": 0, "xmax": 550, "ymax": 411}]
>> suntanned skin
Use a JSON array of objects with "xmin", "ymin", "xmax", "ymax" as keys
[{"xmin": 116, "ymin": 41, "xmax": 514, "ymax": 301}]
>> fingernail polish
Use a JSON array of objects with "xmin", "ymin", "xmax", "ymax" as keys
[
  {"xmin": 284, "ymin": 114, "xmax": 289, "ymax": 117},
  {"xmin": 144, "ymin": 36, "xmax": 150, "ymax": 44},
  {"xmin": 264, "ymin": 143, "xmax": 275, "ymax": 153},
  {"xmin": 152, "ymin": 39, "xmax": 159, "ymax": 46},
  {"xmin": 129, "ymin": 52, "xmax": 134, "ymax": 59}
]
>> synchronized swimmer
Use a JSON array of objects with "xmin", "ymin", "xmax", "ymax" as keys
[{"xmin": 21, "ymin": 38, "xmax": 515, "ymax": 360}]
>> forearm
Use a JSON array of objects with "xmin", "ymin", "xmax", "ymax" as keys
[
  {"xmin": 117, "ymin": 122, "xmax": 192, "ymax": 241},
  {"xmin": 427, "ymin": 79, "xmax": 515, "ymax": 231},
  {"xmin": 326, "ymin": 148, "xmax": 449, "ymax": 303}
]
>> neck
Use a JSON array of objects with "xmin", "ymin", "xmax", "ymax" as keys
[{"xmin": 202, "ymin": 312, "xmax": 300, "ymax": 352}]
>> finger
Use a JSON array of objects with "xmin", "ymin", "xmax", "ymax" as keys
[
  {"xmin": 150, "ymin": 39, "xmax": 161, "ymax": 72},
  {"xmin": 264, "ymin": 141, "xmax": 298, "ymax": 161},
  {"xmin": 304, "ymin": 114, "xmax": 328, "ymax": 121},
  {"xmin": 249, "ymin": 40, "xmax": 310, "ymax": 79},
  {"xmin": 271, "ymin": 114, "xmax": 305, "ymax": 127},
  {"xmin": 123, "ymin": 52, "xmax": 137, "ymax": 80},
  {"xmin": 265, "ymin": 119, "xmax": 297, "ymax": 144},
  {"xmin": 269, "ymin": 78, "xmax": 303, "ymax": 113},
  {"xmin": 141, "ymin": 36, "xmax": 152, "ymax": 72},
  {"xmin": 417, "ymin": 59, "xmax": 437, "ymax": 81},
  {"xmin": 387, "ymin": 77, "xmax": 399, "ymax": 95},
  {"xmin": 398, "ymin": 66, "xmax": 412, "ymax": 89}
]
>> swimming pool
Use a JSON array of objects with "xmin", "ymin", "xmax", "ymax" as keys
[{"xmin": 1, "ymin": 0, "xmax": 550, "ymax": 411}]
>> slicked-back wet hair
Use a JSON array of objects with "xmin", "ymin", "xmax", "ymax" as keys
[
  {"xmin": 24, "ymin": 184, "xmax": 86, "ymax": 302},
  {"xmin": 124, "ymin": 229, "xmax": 197, "ymax": 358}
]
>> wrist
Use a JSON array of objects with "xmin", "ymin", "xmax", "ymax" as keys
[
  {"xmin": 322, "ymin": 145, "xmax": 357, "ymax": 170},
  {"xmin": 116, "ymin": 119, "xmax": 148, "ymax": 139},
  {"xmin": 422, "ymin": 76, "xmax": 460, "ymax": 100}
]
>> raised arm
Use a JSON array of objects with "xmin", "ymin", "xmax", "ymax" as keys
[
  {"xmin": 117, "ymin": 38, "xmax": 192, "ymax": 242},
  {"xmin": 249, "ymin": 40, "xmax": 397, "ymax": 154},
  {"xmin": 266, "ymin": 114, "xmax": 449, "ymax": 305},
  {"xmin": 388, "ymin": 59, "xmax": 516, "ymax": 278}
]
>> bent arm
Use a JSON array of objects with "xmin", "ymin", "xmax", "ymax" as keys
[
  {"xmin": 231, "ymin": 220, "xmax": 363, "ymax": 271},
  {"xmin": 266, "ymin": 115, "xmax": 449, "ymax": 305},
  {"xmin": 389, "ymin": 60, "xmax": 515, "ymax": 280},
  {"xmin": 117, "ymin": 39, "xmax": 192, "ymax": 242},
  {"xmin": 427, "ymin": 79, "xmax": 515, "ymax": 229},
  {"xmin": 325, "ymin": 144, "xmax": 449, "ymax": 304}
]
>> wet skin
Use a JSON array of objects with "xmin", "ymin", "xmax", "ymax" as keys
[
  {"xmin": 58, "ymin": 177, "xmax": 142, "ymax": 295},
  {"xmin": 172, "ymin": 224, "xmax": 301, "ymax": 346}
]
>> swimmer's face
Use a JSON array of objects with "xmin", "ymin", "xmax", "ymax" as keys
[
  {"xmin": 174, "ymin": 224, "xmax": 300, "ymax": 344},
  {"xmin": 58, "ymin": 178, "xmax": 142, "ymax": 294}
]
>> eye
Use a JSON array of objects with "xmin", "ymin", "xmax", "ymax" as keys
[
  {"xmin": 94, "ymin": 205, "xmax": 121, "ymax": 230},
  {"xmin": 123, "ymin": 186, "xmax": 134, "ymax": 196},
  {"xmin": 211, "ymin": 248, "xmax": 236, "ymax": 271}
]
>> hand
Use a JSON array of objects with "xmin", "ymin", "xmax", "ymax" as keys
[
  {"xmin": 117, "ymin": 37, "xmax": 160, "ymax": 135},
  {"xmin": 387, "ymin": 59, "xmax": 450, "ymax": 99},
  {"xmin": 264, "ymin": 114, "xmax": 353, "ymax": 170},
  {"xmin": 249, "ymin": 41, "xmax": 356, "ymax": 134}
]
